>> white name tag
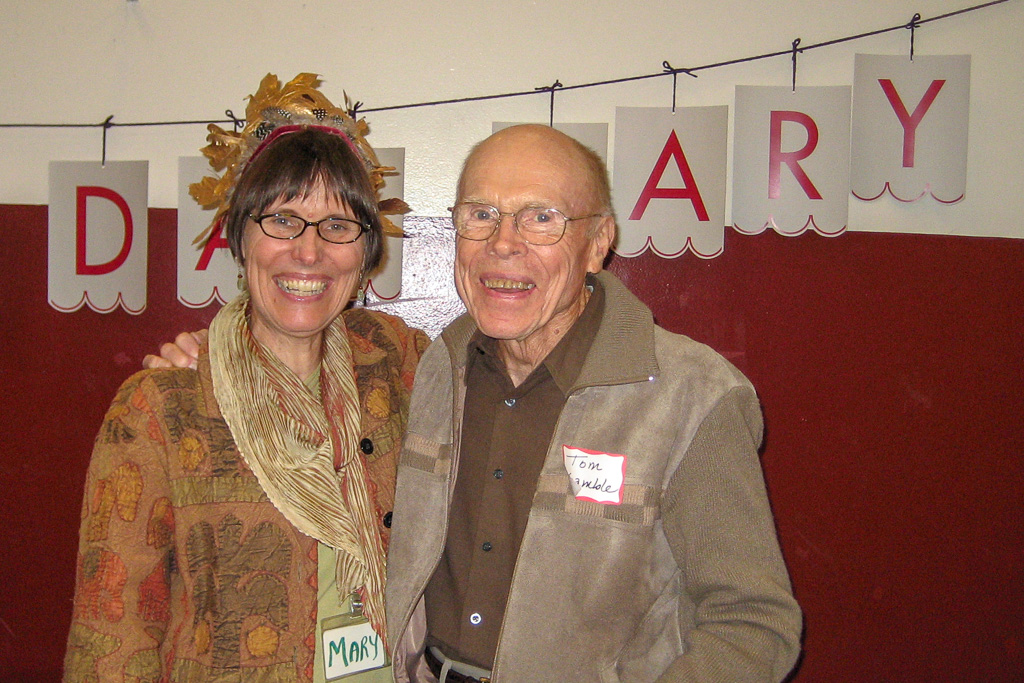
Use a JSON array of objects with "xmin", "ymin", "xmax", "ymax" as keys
[
  {"xmin": 562, "ymin": 445, "xmax": 627, "ymax": 505},
  {"xmin": 322, "ymin": 620, "xmax": 387, "ymax": 680}
]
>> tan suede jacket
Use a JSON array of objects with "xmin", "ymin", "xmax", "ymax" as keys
[{"xmin": 387, "ymin": 272, "xmax": 801, "ymax": 682}]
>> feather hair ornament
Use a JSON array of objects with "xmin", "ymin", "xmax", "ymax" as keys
[{"xmin": 189, "ymin": 73, "xmax": 409, "ymax": 246}]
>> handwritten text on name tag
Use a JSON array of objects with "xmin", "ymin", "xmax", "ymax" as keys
[{"xmin": 562, "ymin": 445, "xmax": 627, "ymax": 505}]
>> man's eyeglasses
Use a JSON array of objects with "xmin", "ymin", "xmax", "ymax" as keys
[
  {"xmin": 250, "ymin": 213, "xmax": 369, "ymax": 245},
  {"xmin": 447, "ymin": 202, "xmax": 606, "ymax": 246}
]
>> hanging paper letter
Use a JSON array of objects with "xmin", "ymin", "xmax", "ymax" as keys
[
  {"xmin": 613, "ymin": 106, "xmax": 727, "ymax": 258},
  {"xmin": 177, "ymin": 156, "xmax": 235, "ymax": 308},
  {"xmin": 365, "ymin": 148, "xmax": 407, "ymax": 302},
  {"xmin": 733, "ymin": 86, "xmax": 851, "ymax": 236},
  {"xmin": 851, "ymin": 54, "xmax": 971, "ymax": 204},
  {"xmin": 48, "ymin": 161, "xmax": 148, "ymax": 314}
]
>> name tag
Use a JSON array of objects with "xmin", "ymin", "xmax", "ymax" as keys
[
  {"xmin": 562, "ymin": 445, "xmax": 627, "ymax": 505},
  {"xmin": 321, "ymin": 618, "xmax": 387, "ymax": 680}
]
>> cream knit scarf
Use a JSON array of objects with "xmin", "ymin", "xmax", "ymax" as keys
[{"xmin": 208, "ymin": 293, "xmax": 387, "ymax": 638}]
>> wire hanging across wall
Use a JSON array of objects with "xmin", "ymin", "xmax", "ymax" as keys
[{"xmin": 0, "ymin": 0, "xmax": 1012, "ymax": 164}]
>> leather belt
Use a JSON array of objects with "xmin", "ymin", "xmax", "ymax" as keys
[{"xmin": 425, "ymin": 647, "xmax": 491, "ymax": 683}]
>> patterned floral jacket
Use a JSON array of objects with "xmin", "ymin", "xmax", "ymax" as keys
[{"xmin": 64, "ymin": 308, "xmax": 427, "ymax": 682}]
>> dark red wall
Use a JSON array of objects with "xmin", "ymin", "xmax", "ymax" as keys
[
  {"xmin": 2, "ymin": 205, "xmax": 1022, "ymax": 680},
  {"xmin": 609, "ymin": 229, "xmax": 1024, "ymax": 681},
  {"xmin": 0, "ymin": 207, "xmax": 217, "ymax": 682}
]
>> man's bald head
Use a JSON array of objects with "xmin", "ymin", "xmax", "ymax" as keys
[{"xmin": 457, "ymin": 124, "xmax": 613, "ymax": 221}]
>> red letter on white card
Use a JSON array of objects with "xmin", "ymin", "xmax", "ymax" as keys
[
  {"xmin": 629, "ymin": 129, "xmax": 710, "ymax": 222},
  {"xmin": 877, "ymin": 78, "xmax": 945, "ymax": 167}
]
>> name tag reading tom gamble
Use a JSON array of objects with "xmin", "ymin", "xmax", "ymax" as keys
[
  {"xmin": 562, "ymin": 445, "xmax": 627, "ymax": 505},
  {"xmin": 322, "ymin": 620, "xmax": 387, "ymax": 680}
]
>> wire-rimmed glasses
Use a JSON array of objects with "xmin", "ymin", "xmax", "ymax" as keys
[{"xmin": 447, "ymin": 202, "xmax": 606, "ymax": 246}]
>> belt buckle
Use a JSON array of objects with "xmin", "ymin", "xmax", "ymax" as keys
[{"xmin": 427, "ymin": 646, "xmax": 492, "ymax": 683}]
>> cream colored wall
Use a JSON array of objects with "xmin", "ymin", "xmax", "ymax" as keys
[{"xmin": 2, "ymin": 0, "xmax": 1021, "ymax": 237}]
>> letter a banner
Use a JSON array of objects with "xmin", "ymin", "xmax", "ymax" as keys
[
  {"xmin": 851, "ymin": 54, "xmax": 970, "ymax": 205},
  {"xmin": 48, "ymin": 161, "xmax": 148, "ymax": 313},
  {"xmin": 612, "ymin": 106, "xmax": 728, "ymax": 258},
  {"xmin": 733, "ymin": 86, "xmax": 851, "ymax": 237},
  {"xmin": 177, "ymin": 156, "xmax": 235, "ymax": 308}
]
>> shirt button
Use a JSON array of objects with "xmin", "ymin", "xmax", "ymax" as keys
[
  {"xmin": 504, "ymin": 398, "xmax": 516, "ymax": 407},
  {"xmin": 382, "ymin": 511, "xmax": 393, "ymax": 528},
  {"xmin": 469, "ymin": 613, "xmax": 482, "ymax": 625},
  {"xmin": 360, "ymin": 438, "xmax": 374, "ymax": 455},
  {"xmin": 493, "ymin": 469, "xmax": 504, "ymax": 479},
  {"xmin": 481, "ymin": 541, "xmax": 493, "ymax": 552}
]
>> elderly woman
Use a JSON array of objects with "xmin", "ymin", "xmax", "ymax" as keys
[{"xmin": 63, "ymin": 75, "xmax": 427, "ymax": 682}]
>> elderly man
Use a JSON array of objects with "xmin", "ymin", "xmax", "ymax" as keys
[{"xmin": 386, "ymin": 124, "xmax": 801, "ymax": 682}]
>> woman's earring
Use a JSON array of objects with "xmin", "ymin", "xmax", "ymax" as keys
[
  {"xmin": 236, "ymin": 263, "xmax": 246, "ymax": 291},
  {"xmin": 354, "ymin": 269, "xmax": 367, "ymax": 305}
]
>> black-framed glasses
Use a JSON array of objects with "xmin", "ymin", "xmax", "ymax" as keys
[
  {"xmin": 250, "ymin": 213, "xmax": 369, "ymax": 245},
  {"xmin": 447, "ymin": 202, "xmax": 606, "ymax": 246}
]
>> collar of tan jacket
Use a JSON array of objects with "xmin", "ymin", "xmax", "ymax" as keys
[{"xmin": 441, "ymin": 271, "xmax": 660, "ymax": 393}]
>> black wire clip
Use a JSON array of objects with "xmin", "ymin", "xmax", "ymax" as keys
[
  {"xmin": 906, "ymin": 12, "xmax": 922, "ymax": 60},
  {"xmin": 663, "ymin": 61, "xmax": 697, "ymax": 112},
  {"xmin": 224, "ymin": 109, "xmax": 245, "ymax": 132},
  {"xmin": 101, "ymin": 115, "xmax": 114, "ymax": 166},
  {"xmin": 536, "ymin": 80, "xmax": 563, "ymax": 126},
  {"xmin": 790, "ymin": 38, "xmax": 803, "ymax": 91}
]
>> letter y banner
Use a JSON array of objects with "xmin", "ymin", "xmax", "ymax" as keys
[{"xmin": 851, "ymin": 54, "xmax": 970, "ymax": 205}]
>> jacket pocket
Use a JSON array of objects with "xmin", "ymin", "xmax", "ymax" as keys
[{"xmin": 533, "ymin": 473, "xmax": 660, "ymax": 528}]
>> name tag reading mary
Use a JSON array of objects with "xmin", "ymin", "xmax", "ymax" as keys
[
  {"xmin": 322, "ymin": 619, "xmax": 387, "ymax": 679},
  {"xmin": 562, "ymin": 445, "xmax": 627, "ymax": 505}
]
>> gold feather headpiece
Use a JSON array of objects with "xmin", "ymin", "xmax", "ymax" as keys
[{"xmin": 189, "ymin": 73, "xmax": 408, "ymax": 245}]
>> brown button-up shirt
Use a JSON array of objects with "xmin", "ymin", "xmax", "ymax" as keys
[{"xmin": 423, "ymin": 284, "xmax": 605, "ymax": 669}]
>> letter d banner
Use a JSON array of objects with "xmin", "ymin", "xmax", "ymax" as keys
[{"xmin": 48, "ymin": 161, "xmax": 148, "ymax": 313}]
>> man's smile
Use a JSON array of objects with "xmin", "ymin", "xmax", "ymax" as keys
[{"xmin": 482, "ymin": 277, "xmax": 535, "ymax": 292}]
